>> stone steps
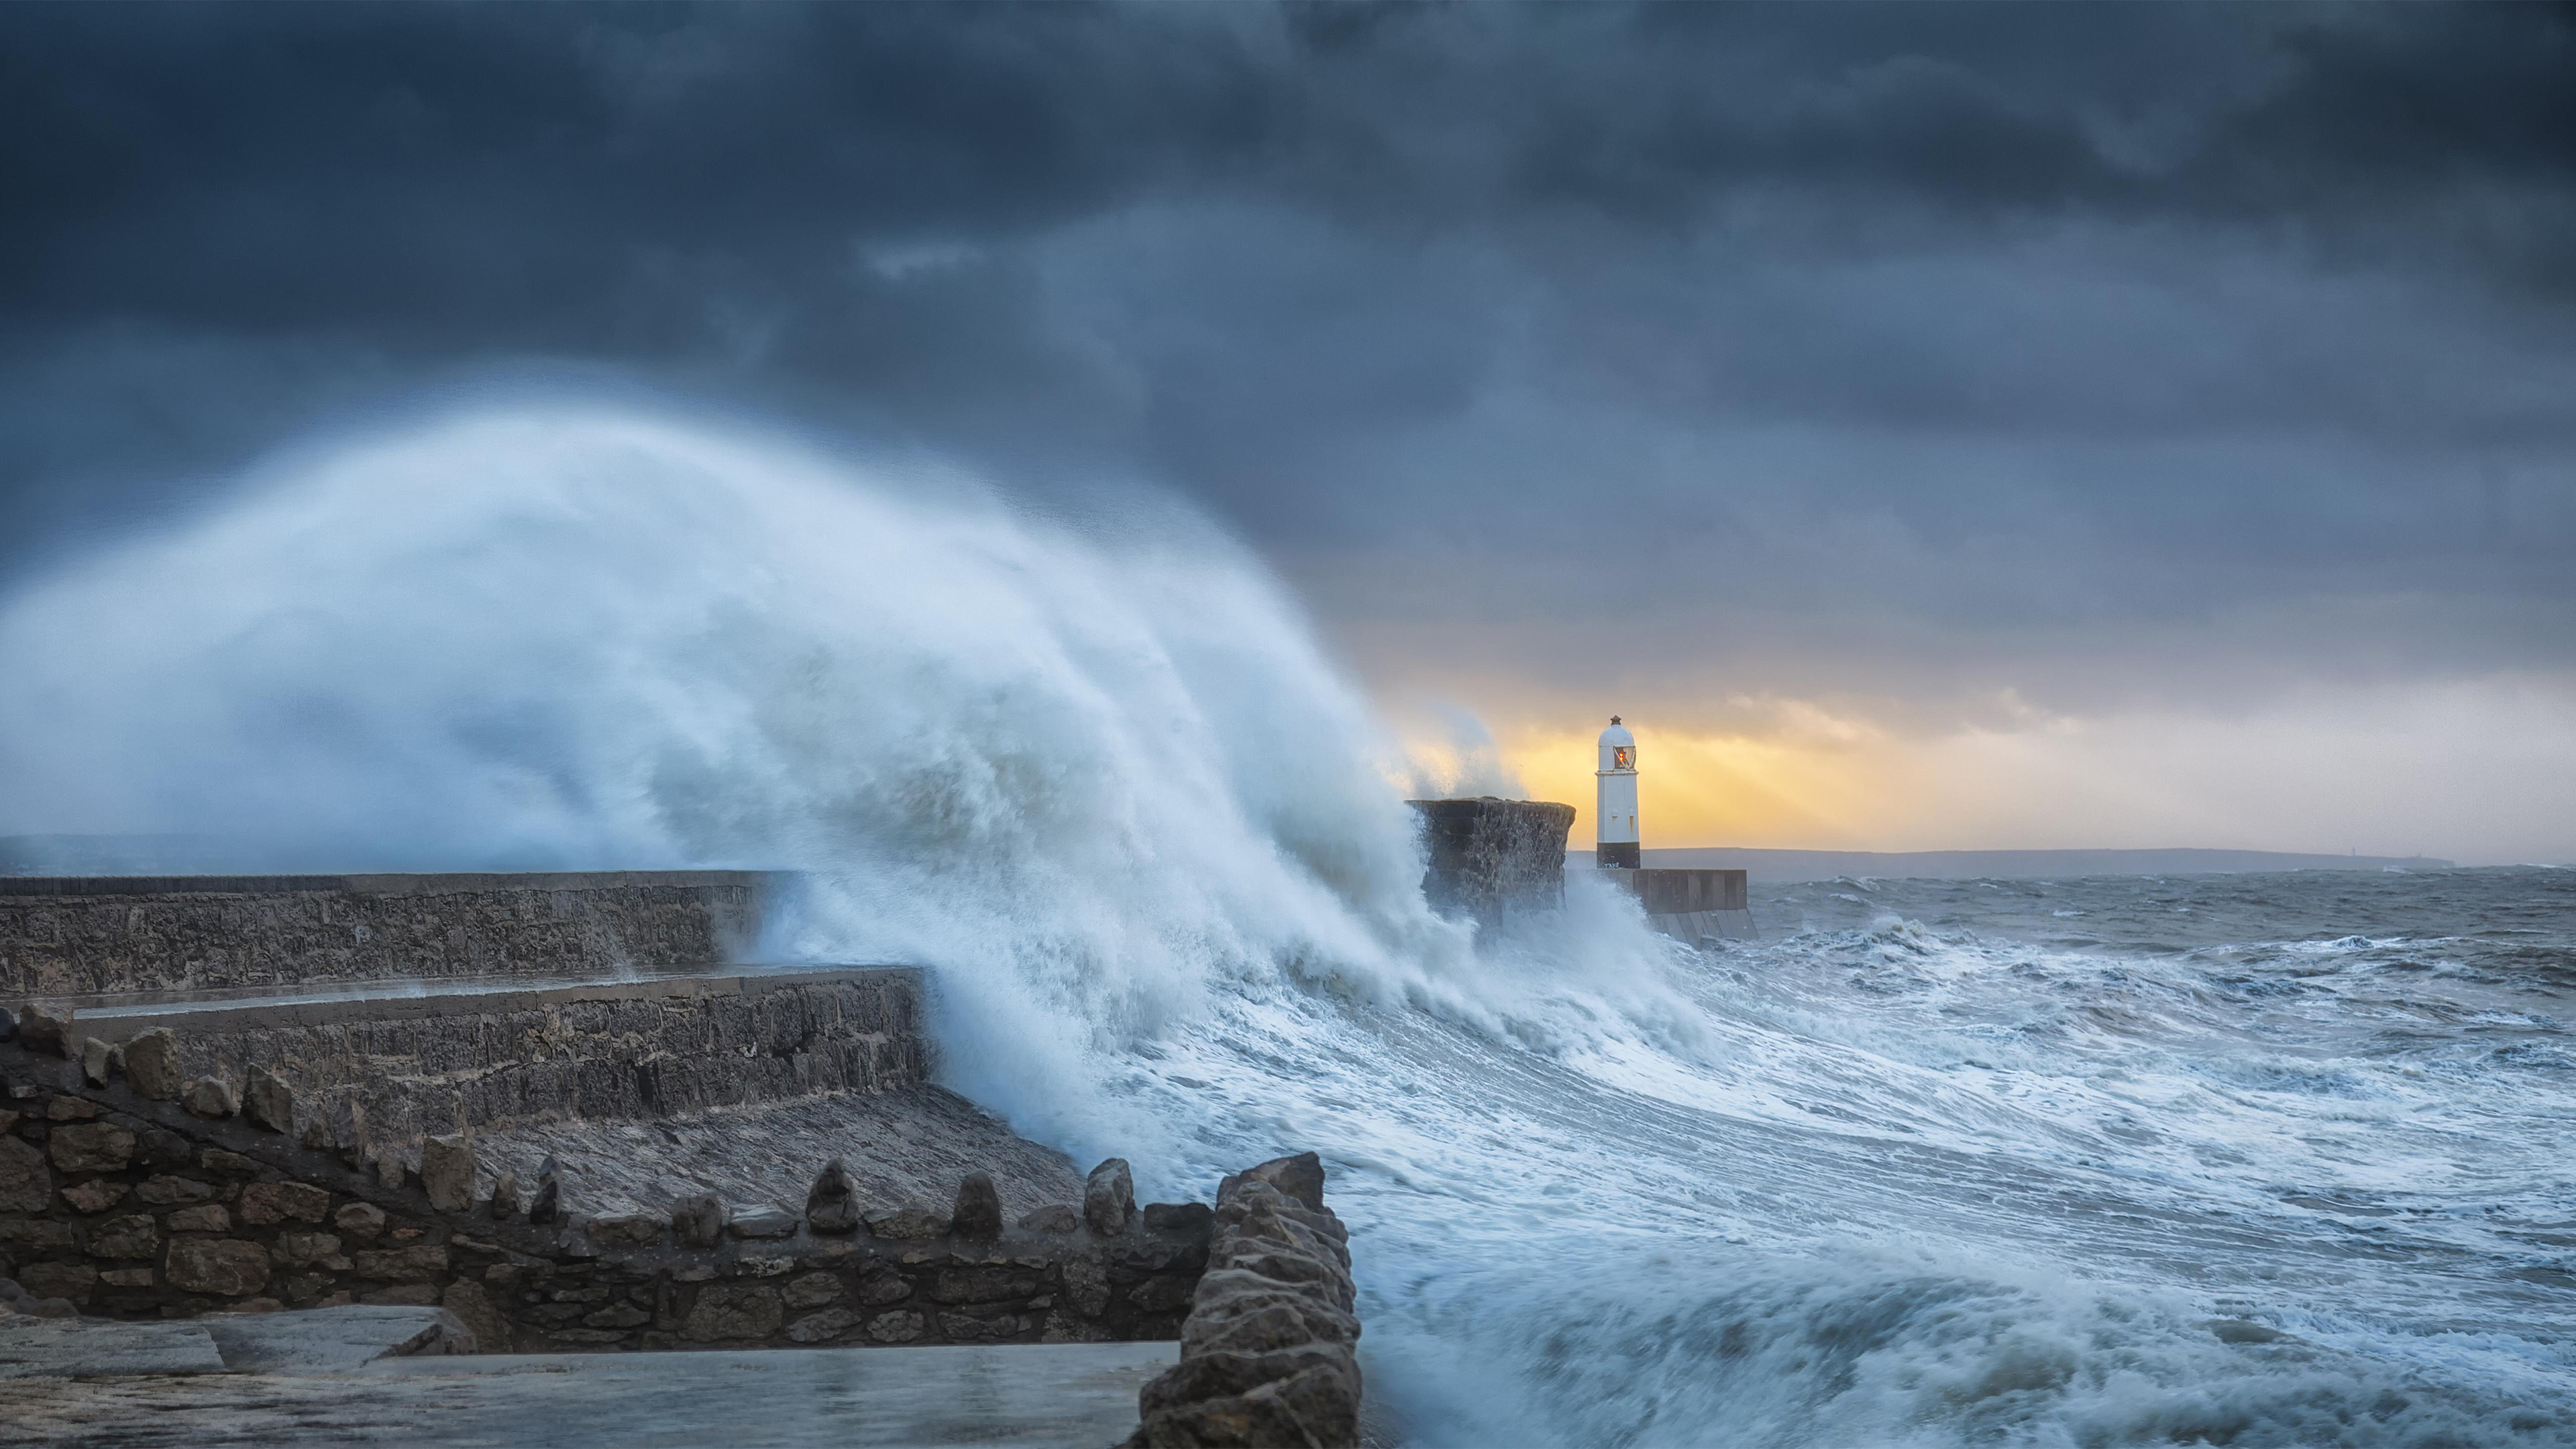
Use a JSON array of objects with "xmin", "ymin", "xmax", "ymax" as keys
[{"xmin": 28, "ymin": 967, "xmax": 928, "ymax": 1150}]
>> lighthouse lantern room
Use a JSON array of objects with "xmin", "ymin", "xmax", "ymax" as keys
[{"xmin": 1597, "ymin": 716, "xmax": 1640, "ymax": 869}]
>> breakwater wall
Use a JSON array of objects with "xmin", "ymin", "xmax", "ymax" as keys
[
  {"xmin": 0, "ymin": 1035, "xmax": 1210, "ymax": 1352},
  {"xmin": 1603, "ymin": 867, "xmax": 1758, "ymax": 944},
  {"xmin": 0, "ymin": 872, "xmax": 770, "ymax": 998},
  {"xmin": 1407, "ymin": 799, "xmax": 1574, "ymax": 928}
]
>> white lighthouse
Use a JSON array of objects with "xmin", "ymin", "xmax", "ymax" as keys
[{"xmin": 1596, "ymin": 716, "xmax": 1640, "ymax": 869}]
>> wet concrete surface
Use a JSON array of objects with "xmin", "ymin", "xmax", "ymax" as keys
[{"xmin": 5, "ymin": 1332, "xmax": 1170, "ymax": 1446}]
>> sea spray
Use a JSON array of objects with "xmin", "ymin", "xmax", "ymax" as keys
[{"xmin": 0, "ymin": 405, "xmax": 1514, "ymax": 1145}]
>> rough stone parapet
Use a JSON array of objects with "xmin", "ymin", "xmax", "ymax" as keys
[
  {"xmin": 0, "ymin": 872, "xmax": 771, "ymax": 998},
  {"xmin": 1126, "ymin": 1152, "xmax": 1362, "ymax": 1448},
  {"xmin": 0, "ymin": 1037, "xmax": 1210, "ymax": 1352}
]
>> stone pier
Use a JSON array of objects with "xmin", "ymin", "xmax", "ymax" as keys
[
  {"xmin": 1407, "ymin": 798, "xmax": 1576, "ymax": 928},
  {"xmin": 1603, "ymin": 867, "xmax": 1759, "ymax": 943}
]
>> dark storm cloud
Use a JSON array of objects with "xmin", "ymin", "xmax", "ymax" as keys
[{"xmin": 3, "ymin": 1, "xmax": 2573, "ymax": 720}]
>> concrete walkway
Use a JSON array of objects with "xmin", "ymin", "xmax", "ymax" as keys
[{"xmin": 4, "ymin": 1308, "xmax": 1169, "ymax": 1446}]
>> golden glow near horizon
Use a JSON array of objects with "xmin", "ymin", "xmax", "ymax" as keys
[
  {"xmin": 1506, "ymin": 716, "xmax": 1923, "ymax": 851},
  {"xmin": 1393, "ymin": 676, "xmax": 2576, "ymax": 864}
]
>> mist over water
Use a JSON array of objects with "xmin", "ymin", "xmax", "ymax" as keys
[{"xmin": 3, "ymin": 409, "xmax": 2569, "ymax": 1445}]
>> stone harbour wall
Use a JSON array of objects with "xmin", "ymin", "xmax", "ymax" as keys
[
  {"xmin": 0, "ymin": 1036, "xmax": 1211, "ymax": 1352},
  {"xmin": 0, "ymin": 872, "xmax": 772, "ymax": 998},
  {"xmin": 60, "ymin": 969, "xmax": 924, "ymax": 1150}
]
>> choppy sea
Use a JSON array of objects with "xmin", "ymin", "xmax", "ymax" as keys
[{"xmin": 1124, "ymin": 866, "xmax": 2576, "ymax": 1447}]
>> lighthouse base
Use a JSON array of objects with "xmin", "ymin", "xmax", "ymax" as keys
[{"xmin": 1595, "ymin": 841, "xmax": 1641, "ymax": 869}]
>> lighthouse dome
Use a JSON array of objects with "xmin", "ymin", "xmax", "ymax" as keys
[{"xmin": 1598, "ymin": 716, "xmax": 1636, "ymax": 773}]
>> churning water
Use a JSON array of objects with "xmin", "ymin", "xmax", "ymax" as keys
[
  {"xmin": 1316, "ymin": 867, "xmax": 2576, "ymax": 1446},
  {"xmin": 2, "ymin": 409, "xmax": 2569, "ymax": 1446}
]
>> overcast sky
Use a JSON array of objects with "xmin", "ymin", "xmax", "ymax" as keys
[{"xmin": 6, "ymin": 2, "xmax": 2573, "ymax": 859}]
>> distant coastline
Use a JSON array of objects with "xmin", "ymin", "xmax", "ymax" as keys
[{"xmin": 1574, "ymin": 846, "xmax": 2456, "ymax": 884}]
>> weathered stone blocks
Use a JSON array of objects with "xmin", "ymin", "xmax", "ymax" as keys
[
  {"xmin": 1065, "ymin": 1256, "xmax": 1112, "ymax": 1316},
  {"xmin": 364, "ymin": 1283, "xmax": 443, "ymax": 1307},
  {"xmin": 866, "ymin": 1309, "xmax": 924, "ymax": 1343},
  {"xmin": 335, "ymin": 1201, "xmax": 388, "ymax": 1240},
  {"xmin": 1018, "ymin": 1203, "xmax": 1079, "ymax": 1235},
  {"xmin": 19, "ymin": 1261, "xmax": 96, "ymax": 1303},
  {"xmin": 243, "ymin": 1066, "xmax": 295, "ymax": 1134},
  {"xmin": 1085, "ymin": 1159, "xmax": 1136, "ymax": 1236},
  {"xmin": 60, "ymin": 1177, "xmax": 127, "ymax": 1214},
  {"xmin": 137, "ymin": 1174, "xmax": 214, "ymax": 1205},
  {"xmin": 861, "ymin": 1203, "xmax": 947, "ymax": 1240},
  {"xmin": 855, "ymin": 1269, "xmax": 912, "ymax": 1306},
  {"xmin": 421, "ymin": 1134, "xmax": 476, "ymax": 1213},
  {"xmin": 0, "ymin": 1134, "xmax": 50, "ymax": 1211},
  {"xmin": 672, "ymin": 1193, "xmax": 726, "ymax": 1248},
  {"xmin": 727, "ymin": 1205, "xmax": 797, "ymax": 1240},
  {"xmin": 806, "ymin": 1160, "xmax": 859, "ymax": 1234},
  {"xmin": 354, "ymin": 1244, "xmax": 448, "ymax": 1280},
  {"xmin": 588, "ymin": 1212, "xmax": 666, "ymax": 1248},
  {"xmin": 90, "ymin": 1214, "xmax": 160, "ymax": 1260},
  {"xmin": 182, "ymin": 1077, "xmax": 238, "ymax": 1119},
  {"xmin": 682, "ymin": 1283, "xmax": 784, "ymax": 1341},
  {"xmin": 785, "ymin": 1306, "xmax": 863, "ymax": 1342},
  {"xmin": 1218, "ymin": 1153, "xmax": 1328, "ymax": 1214},
  {"xmin": 1125, "ymin": 1154, "xmax": 1362, "ymax": 1449},
  {"xmin": 121, "ymin": 1030, "xmax": 181, "ymax": 1101},
  {"xmin": 47, "ymin": 1122, "xmax": 136, "ymax": 1173},
  {"xmin": 276, "ymin": 1232, "xmax": 350, "ymax": 1270},
  {"xmin": 0, "ymin": 1218, "xmax": 76, "ymax": 1254},
  {"xmin": 932, "ymin": 1263, "xmax": 1045, "ymax": 1305},
  {"xmin": 166, "ymin": 1203, "xmax": 230, "ymax": 1233},
  {"xmin": 952, "ymin": 1171, "xmax": 1004, "ymax": 1241},
  {"xmin": 239, "ymin": 1181, "xmax": 333, "ymax": 1225},
  {"xmin": 782, "ymin": 1271, "xmax": 842, "ymax": 1309},
  {"xmin": 1142, "ymin": 1202, "xmax": 1216, "ymax": 1236},
  {"xmin": 165, "ymin": 1238, "xmax": 272, "ymax": 1296},
  {"xmin": 526, "ymin": 1159, "xmax": 561, "ymax": 1225},
  {"xmin": 15, "ymin": 1004, "xmax": 67, "ymax": 1055}
]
